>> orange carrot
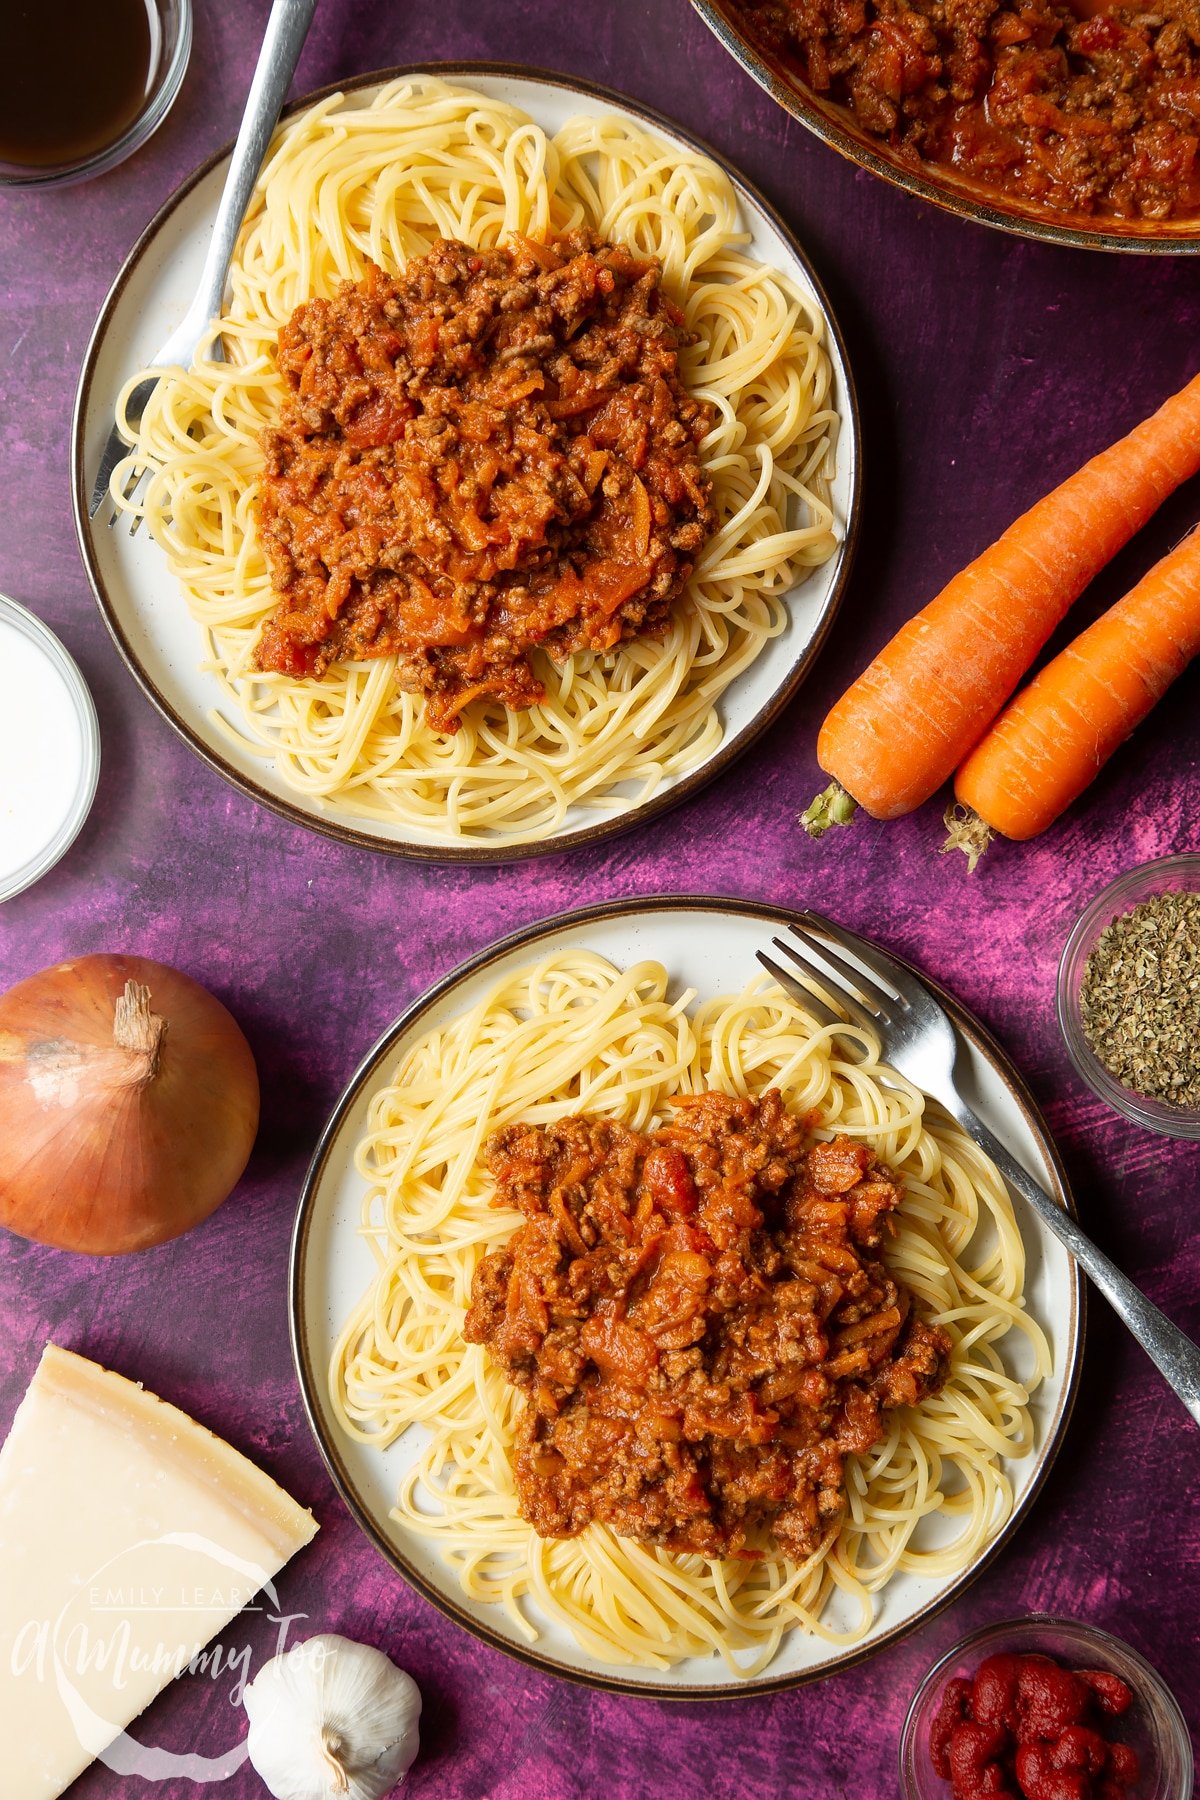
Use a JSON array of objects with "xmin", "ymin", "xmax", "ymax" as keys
[
  {"xmin": 943, "ymin": 527, "xmax": 1200, "ymax": 866},
  {"xmin": 802, "ymin": 371, "xmax": 1200, "ymax": 837}
]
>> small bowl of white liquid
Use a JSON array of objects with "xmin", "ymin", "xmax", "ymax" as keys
[{"xmin": 0, "ymin": 596, "xmax": 100, "ymax": 902}]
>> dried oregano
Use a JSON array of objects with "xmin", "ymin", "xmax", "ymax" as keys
[{"xmin": 1079, "ymin": 889, "xmax": 1200, "ymax": 1108}]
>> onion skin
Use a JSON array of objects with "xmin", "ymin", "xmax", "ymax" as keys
[{"xmin": 0, "ymin": 955, "xmax": 260, "ymax": 1255}]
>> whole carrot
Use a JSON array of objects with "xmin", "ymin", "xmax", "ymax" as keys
[
  {"xmin": 802, "ymin": 371, "xmax": 1200, "ymax": 837},
  {"xmin": 943, "ymin": 527, "xmax": 1200, "ymax": 867}
]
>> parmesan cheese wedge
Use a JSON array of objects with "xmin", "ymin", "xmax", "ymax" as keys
[{"xmin": 0, "ymin": 1344, "xmax": 318, "ymax": 1799}]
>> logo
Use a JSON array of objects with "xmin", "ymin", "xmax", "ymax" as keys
[{"xmin": 11, "ymin": 1533, "xmax": 306, "ymax": 1782}]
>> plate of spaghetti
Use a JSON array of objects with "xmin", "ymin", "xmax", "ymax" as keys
[
  {"xmin": 73, "ymin": 67, "xmax": 859, "ymax": 859},
  {"xmin": 290, "ymin": 897, "xmax": 1083, "ymax": 1695}
]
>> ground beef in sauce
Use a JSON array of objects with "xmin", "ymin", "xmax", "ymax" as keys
[
  {"xmin": 463, "ymin": 1091, "xmax": 951, "ymax": 1561},
  {"xmin": 254, "ymin": 232, "xmax": 714, "ymax": 732},
  {"xmin": 733, "ymin": 0, "xmax": 1200, "ymax": 219}
]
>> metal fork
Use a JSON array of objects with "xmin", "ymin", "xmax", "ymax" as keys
[
  {"xmin": 88, "ymin": 0, "xmax": 318, "ymax": 528},
  {"xmin": 758, "ymin": 909, "xmax": 1200, "ymax": 1430}
]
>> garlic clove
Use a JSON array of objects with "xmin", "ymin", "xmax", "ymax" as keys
[{"xmin": 244, "ymin": 1634, "xmax": 421, "ymax": 1800}]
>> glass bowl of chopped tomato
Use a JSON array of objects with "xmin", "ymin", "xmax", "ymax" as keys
[
  {"xmin": 899, "ymin": 1615, "xmax": 1193, "ymax": 1800},
  {"xmin": 1057, "ymin": 853, "xmax": 1200, "ymax": 1142}
]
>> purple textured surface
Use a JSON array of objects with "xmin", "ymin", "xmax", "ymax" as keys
[{"xmin": 1, "ymin": 1, "xmax": 1198, "ymax": 1795}]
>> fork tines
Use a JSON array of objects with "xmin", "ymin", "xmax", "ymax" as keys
[
  {"xmin": 755, "ymin": 944, "xmax": 845, "ymax": 1029},
  {"xmin": 756, "ymin": 914, "xmax": 906, "ymax": 1037},
  {"xmin": 103, "ymin": 461, "xmax": 150, "ymax": 536}
]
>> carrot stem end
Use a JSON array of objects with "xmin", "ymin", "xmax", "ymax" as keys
[
  {"xmin": 941, "ymin": 804, "xmax": 993, "ymax": 873},
  {"xmin": 801, "ymin": 782, "xmax": 858, "ymax": 838}
]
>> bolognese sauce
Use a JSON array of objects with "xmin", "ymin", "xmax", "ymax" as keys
[
  {"xmin": 733, "ymin": 0, "xmax": 1200, "ymax": 220},
  {"xmin": 254, "ymin": 232, "xmax": 714, "ymax": 732},
  {"xmin": 464, "ymin": 1091, "xmax": 951, "ymax": 1561}
]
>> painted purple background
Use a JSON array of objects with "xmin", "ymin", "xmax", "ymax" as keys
[{"xmin": 1, "ymin": 1, "xmax": 1198, "ymax": 1794}]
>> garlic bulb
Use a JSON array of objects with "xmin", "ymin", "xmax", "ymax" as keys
[{"xmin": 244, "ymin": 1635, "xmax": 421, "ymax": 1800}]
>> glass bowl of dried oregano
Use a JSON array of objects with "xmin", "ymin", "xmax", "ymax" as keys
[{"xmin": 1058, "ymin": 853, "xmax": 1200, "ymax": 1140}]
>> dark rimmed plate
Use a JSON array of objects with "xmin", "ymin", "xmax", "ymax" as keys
[
  {"xmin": 692, "ymin": 0, "xmax": 1200, "ymax": 256},
  {"xmin": 289, "ymin": 894, "xmax": 1084, "ymax": 1698},
  {"xmin": 71, "ymin": 64, "xmax": 860, "ymax": 864}
]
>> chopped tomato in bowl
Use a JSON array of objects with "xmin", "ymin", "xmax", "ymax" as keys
[{"xmin": 899, "ymin": 1618, "xmax": 1192, "ymax": 1800}]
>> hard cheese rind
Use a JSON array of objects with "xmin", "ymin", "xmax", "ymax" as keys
[{"xmin": 0, "ymin": 1343, "xmax": 317, "ymax": 1799}]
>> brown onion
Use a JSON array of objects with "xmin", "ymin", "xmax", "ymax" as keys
[{"xmin": 0, "ymin": 954, "xmax": 259, "ymax": 1254}]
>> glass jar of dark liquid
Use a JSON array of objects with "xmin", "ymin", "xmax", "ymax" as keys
[{"xmin": 0, "ymin": 0, "xmax": 191, "ymax": 187}]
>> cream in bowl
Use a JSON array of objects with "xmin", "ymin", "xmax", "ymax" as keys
[{"xmin": 0, "ymin": 596, "xmax": 100, "ymax": 901}]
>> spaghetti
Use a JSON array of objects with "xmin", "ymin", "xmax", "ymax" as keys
[
  {"xmin": 113, "ymin": 78, "xmax": 840, "ymax": 848},
  {"xmin": 330, "ymin": 952, "xmax": 1051, "ymax": 1675}
]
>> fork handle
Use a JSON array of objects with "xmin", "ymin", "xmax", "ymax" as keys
[
  {"xmin": 158, "ymin": 0, "xmax": 319, "ymax": 366},
  {"xmin": 950, "ymin": 1098, "xmax": 1200, "ymax": 1430}
]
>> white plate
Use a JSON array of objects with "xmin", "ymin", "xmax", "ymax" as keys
[
  {"xmin": 289, "ymin": 896, "xmax": 1083, "ymax": 1697},
  {"xmin": 71, "ymin": 64, "xmax": 860, "ymax": 864}
]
